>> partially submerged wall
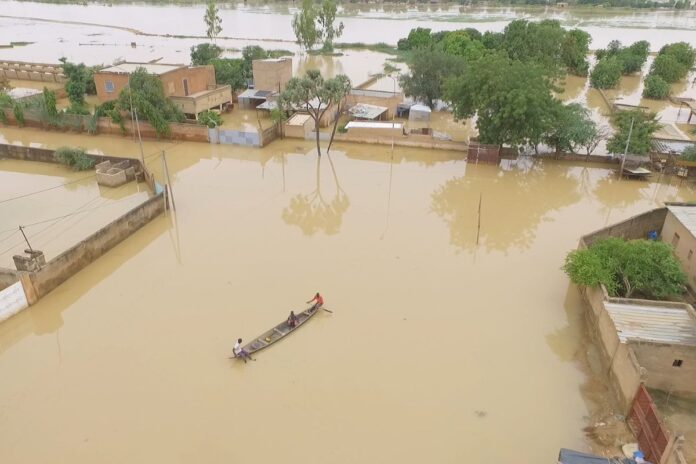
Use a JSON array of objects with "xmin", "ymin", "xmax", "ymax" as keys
[
  {"xmin": 25, "ymin": 192, "xmax": 165, "ymax": 299},
  {"xmin": 584, "ymin": 285, "xmax": 644, "ymax": 412},
  {"xmin": 631, "ymin": 341, "xmax": 696, "ymax": 399},
  {"xmin": 581, "ymin": 208, "xmax": 668, "ymax": 247}
]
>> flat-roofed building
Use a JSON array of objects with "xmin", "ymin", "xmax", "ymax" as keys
[
  {"xmin": 252, "ymin": 58, "xmax": 292, "ymax": 93},
  {"xmin": 93, "ymin": 62, "xmax": 232, "ymax": 119}
]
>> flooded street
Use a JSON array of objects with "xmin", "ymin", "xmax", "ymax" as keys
[{"xmin": 1, "ymin": 126, "xmax": 696, "ymax": 462}]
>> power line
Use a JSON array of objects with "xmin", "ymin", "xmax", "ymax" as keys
[{"xmin": 0, "ymin": 173, "xmax": 96, "ymax": 205}]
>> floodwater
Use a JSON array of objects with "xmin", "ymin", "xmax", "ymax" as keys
[
  {"xmin": 0, "ymin": 155, "xmax": 150, "ymax": 267},
  {"xmin": 1, "ymin": 126, "xmax": 696, "ymax": 463},
  {"xmin": 1, "ymin": 1, "xmax": 696, "ymax": 66}
]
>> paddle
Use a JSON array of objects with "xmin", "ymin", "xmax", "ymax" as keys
[{"xmin": 322, "ymin": 307, "xmax": 333, "ymax": 313}]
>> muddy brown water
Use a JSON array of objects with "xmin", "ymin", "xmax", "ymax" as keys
[{"xmin": 1, "ymin": 126, "xmax": 695, "ymax": 463}]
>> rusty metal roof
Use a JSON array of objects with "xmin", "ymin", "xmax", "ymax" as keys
[
  {"xmin": 667, "ymin": 205, "xmax": 696, "ymax": 238},
  {"xmin": 604, "ymin": 301, "xmax": 696, "ymax": 346}
]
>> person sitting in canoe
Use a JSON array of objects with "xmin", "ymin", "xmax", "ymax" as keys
[
  {"xmin": 287, "ymin": 311, "xmax": 298, "ymax": 328},
  {"xmin": 233, "ymin": 338, "xmax": 254, "ymax": 363},
  {"xmin": 306, "ymin": 292, "xmax": 324, "ymax": 311}
]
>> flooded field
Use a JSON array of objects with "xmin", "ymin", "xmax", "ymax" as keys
[
  {"xmin": 0, "ymin": 156, "xmax": 150, "ymax": 267},
  {"xmin": 1, "ymin": 126, "xmax": 696, "ymax": 463}
]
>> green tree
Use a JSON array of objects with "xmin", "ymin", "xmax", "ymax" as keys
[
  {"xmin": 210, "ymin": 58, "xmax": 247, "ymax": 91},
  {"xmin": 681, "ymin": 145, "xmax": 696, "ymax": 161},
  {"xmin": 438, "ymin": 30, "xmax": 486, "ymax": 62},
  {"xmin": 292, "ymin": 0, "xmax": 319, "ymax": 51},
  {"xmin": 563, "ymin": 238, "xmax": 686, "ymax": 299},
  {"xmin": 500, "ymin": 19, "xmax": 566, "ymax": 75},
  {"xmin": 606, "ymin": 110, "xmax": 661, "ymax": 156},
  {"xmin": 561, "ymin": 29, "xmax": 591, "ymax": 76},
  {"xmin": 642, "ymin": 74, "xmax": 670, "ymax": 99},
  {"xmin": 397, "ymin": 27, "xmax": 432, "ymax": 51},
  {"xmin": 543, "ymin": 102, "xmax": 597, "ymax": 157},
  {"xmin": 650, "ymin": 53, "xmax": 688, "ymax": 83},
  {"xmin": 204, "ymin": 0, "xmax": 222, "ymax": 42},
  {"xmin": 590, "ymin": 57, "xmax": 622, "ymax": 89},
  {"xmin": 59, "ymin": 57, "xmax": 95, "ymax": 110},
  {"xmin": 190, "ymin": 43, "xmax": 222, "ymax": 65},
  {"xmin": 279, "ymin": 70, "xmax": 350, "ymax": 157},
  {"xmin": 0, "ymin": 75, "xmax": 11, "ymax": 92},
  {"xmin": 197, "ymin": 109, "xmax": 223, "ymax": 128},
  {"xmin": 399, "ymin": 48, "xmax": 466, "ymax": 108},
  {"xmin": 326, "ymin": 74, "xmax": 351, "ymax": 152},
  {"xmin": 54, "ymin": 147, "xmax": 94, "ymax": 171},
  {"xmin": 116, "ymin": 67, "xmax": 184, "ymax": 137},
  {"xmin": 40, "ymin": 87, "xmax": 59, "ymax": 125},
  {"xmin": 444, "ymin": 53, "xmax": 556, "ymax": 147},
  {"xmin": 659, "ymin": 42, "xmax": 696, "ymax": 70},
  {"xmin": 317, "ymin": 0, "xmax": 344, "ymax": 52}
]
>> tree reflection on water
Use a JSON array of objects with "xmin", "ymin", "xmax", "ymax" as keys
[
  {"xmin": 431, "ymin": 158, "xmax": 582, "ymax": 252},
  {"xmin": 282, "ymin": 153, "xmax": 349, "ymax": 235}
]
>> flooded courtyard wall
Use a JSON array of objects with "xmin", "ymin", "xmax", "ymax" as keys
[
  {"xmin": 0, "ymin": 268, "xmax": 19, "ymax": 291},
  {"xmin": 24, "ymin": 191, "xmax": 165, "ymax": 300},
  {"xmin": 580, "ymin": 208, "xmax": 668, "ymax": 247}
]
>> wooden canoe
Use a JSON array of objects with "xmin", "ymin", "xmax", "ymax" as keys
[{"xmin": 232, "ymin": 305, "xmax": 319, "ymax": 359}]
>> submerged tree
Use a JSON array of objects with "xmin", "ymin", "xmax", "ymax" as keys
[
  {"xmin": 292, "ymin": 0, "xmax": 319, "ymax": 51},
  {"xmin": 605, "ymin": 110, "xmax": 661, "ymax": 156},
  {"xmin": 317, "ymin": 0, "xmax": 344, "ymax": 52},
  {"xmin": 204, "ymin": 0, "xmax": 222, "ymax": 43},
  {"xmin": 563, "ymin": 238, "xmax": 686, "ymax": 300},
  {"xmin": 279, "ymin": 70, "xmax": 350, "ymax": 157},
  {"xmin": 543, "ymin": 102, "xmax": 598, "ymax": 158},
  {"xmin": 190, "ymin": 43, "xmax": 222, "ymax": 65},
  {"xmin": 399, "ymin": 48, "xmax": 466, "ymax": 109},
  {"xmin": 59, "ymin": 57, "xmax": 96, "ymax": 112}
]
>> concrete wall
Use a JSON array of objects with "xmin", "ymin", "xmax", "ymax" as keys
[
  {"xmin": 24, "ymin": 192, "xmax": 165, "ymax": 299},
  {"xmin": 631, "ymin": 341, "xmax": 696, "ymax": 399},
  {"xmin": 581, "ymin": 208, "xmax": 668, "ymax": 247},
  {"xmin": 209, "ymin": 128, "xmax": 260, "ymax": 146},
  {"xmin": 662, "ymin": 211, "xmax": 696, "ymax": 288},
  {"xmin": 0, "ymin": 60, "xmax": 66, "ymax": 83},
  {"xmin": 0, "ymin": 267, "xmax": 19, "ymax": 291},
  {"xmin": 170, "ymin": 85, "xmax": 232, "ymax": 115},
  {"xmin": 252, "ymin": 59, "xmax": 292, "ymax": 93},
  {"xmin": 584, "ymin": 285, "xmax": 644, "ymax": 411}
]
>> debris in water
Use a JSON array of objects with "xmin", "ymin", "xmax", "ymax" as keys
[{"xmin": 475, "ymin": 410, "xmax": 487, "ymax": 418}]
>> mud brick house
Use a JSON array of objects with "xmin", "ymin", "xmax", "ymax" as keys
[{"xmin": 93, "ymin": 62, "xmax": 232, "ymax": 119}]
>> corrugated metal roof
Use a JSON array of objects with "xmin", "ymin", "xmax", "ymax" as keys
[
  {"xmin": 667, "ymin": 205, "xmax": 696, "ymax": 238},
  {"xmin": 100, "ymin": 63, "xmax": 184, "ymax": 75},
  {"xmin": 348, "ymin": 103, "xmax": 387, "ymax": 120},
  {"xmin": 604, "ymin": 301, "xmax": 696, "ymax": 346}
]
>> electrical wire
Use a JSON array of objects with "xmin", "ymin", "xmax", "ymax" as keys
[{"xmin": 0, "ymin": 173, "xmax": 96, "ymax": 205}]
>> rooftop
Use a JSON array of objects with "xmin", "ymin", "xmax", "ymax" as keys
[
  {"xmin": 349, "ymin": 103, "xmax": 387, "ymax": 120},
  {"xmin": 667, "ymin": 204, "xmax": 696, "ymax": 238},
  {"xmin": 345, "ymin": 121, "xmax": 403, "ymax": 130},
  {"xmin": 604, "ymin": 301, "xmax": 696, "ymax": 346},
  {"xmin": 7, "ymin": 87, "xmax": 41, "ymax": 100},
  {"xmin": 99, "ymin": 63, "xmax": 185, "ymax": 75}
]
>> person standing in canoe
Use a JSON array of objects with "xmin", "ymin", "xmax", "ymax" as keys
[
  {"xmin": 306, "ymin": 292, "xmax": 324, "ymax": 311},
  {"xmin": 233, "ymin": 338, "xmax": 254, "ymax": 363}
]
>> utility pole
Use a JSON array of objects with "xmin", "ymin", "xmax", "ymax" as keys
[
  {"xmin": 618, "ymin": 116, "xmax": 635, "ymax": 179},
  {"xmin": 18, "ymin": 226, "xmax": 41, "ymax": 270},
  {"xmin": 161, "ymin": 150, "xmax": 176, "ymax": 211},
  {"xmin": 134, "ymin": 108, "xmax": 145, "ymax": 167}
]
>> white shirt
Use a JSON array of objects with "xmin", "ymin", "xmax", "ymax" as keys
[{"xmin": 233, "ymin": 341, "xmax": 242, "ymax": 356}]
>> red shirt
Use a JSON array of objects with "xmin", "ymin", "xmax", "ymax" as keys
[{"xmin": 312, "ymin": 294, "xmax": 324, "ymax": 305}]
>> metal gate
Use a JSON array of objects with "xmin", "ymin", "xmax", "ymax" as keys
[{"xmin": 627, "ymin": 384, "xmax": 670, "ymax": 464}]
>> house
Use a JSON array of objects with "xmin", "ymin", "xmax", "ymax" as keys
[
  {"xmin": 252, "ymin": 58, "xmax": 292, "ymax": 93},
  {"xmin": 577, "ymin": 204, "xmax": 696, "ymax": 409},
  {"xmin": 93, "ymin": 62, "xmax": 232, "ymax": 119}
]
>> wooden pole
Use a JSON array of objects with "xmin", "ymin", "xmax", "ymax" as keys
[
  {"xmin": 19, "ymin": 225, "xmax": 41, "ymax": 269},
  {"xmin": 476, "ymin": 193, "xmax": 482, "ymax": 246}
]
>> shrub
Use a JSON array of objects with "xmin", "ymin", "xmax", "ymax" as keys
[
  {"xmin": 682, "ymin": 145, "xmax": 696, "ymax": 162},
  {"xmin": 563, "ymin": 238, "xmax": 686, "ymax": 300},
  {"xmin": 54, "ymin": 147, "xmax": 95, "ymax": 171},
  {"xmin": 12, "ymin": 102, "xmax": 24, "ymax": 127},
  {"xmin": 590, "ymin": 57, "xmax": 622, "ymax": 89},
  {"xmin": 642, "ymin": 75, "xmax": 670, "ymax": 99},
  {"xmin": 198, "ymin": 110, "xmax": 223, "ymax": 128}
]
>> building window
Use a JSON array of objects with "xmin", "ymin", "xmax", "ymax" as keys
[
  {"xmin": 689, "ymin": 250, "xmax": 693, "ymax": 260},
  {"xmin": 673, "ymin": 359, "xmax": 683, "ymax": 367},
  {"xmin": 672, "ymin": 233, "xmax": 680, "ymax": 247},
  {"xmin": 183, "ymin": 78, "xmax": 189, "ymax": 96},
  {"xmin": 104, "ymin": 80, "xmax": 115, "ymax": 93}
]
